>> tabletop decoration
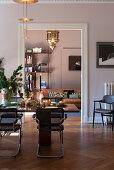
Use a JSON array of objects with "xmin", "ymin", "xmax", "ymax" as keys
[{"xmin": 57, "ymin": 102, "xmax": 67, "ymax": 108}]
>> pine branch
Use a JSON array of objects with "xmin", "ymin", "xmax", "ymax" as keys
[
  {"xmin": 0, "ymin": 57, "xmax": 4, "ymax": 65},
  {"xmin": 10, "ymin": 65, "xmax": 23, "ymax": 81}
]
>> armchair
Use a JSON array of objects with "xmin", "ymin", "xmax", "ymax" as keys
[{"xmin": 93, "ymin": 95, "xmax": 114, "ymax": 131}]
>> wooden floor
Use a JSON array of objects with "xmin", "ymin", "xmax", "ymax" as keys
[{"xmin": 0, "ymin": 116, "xmax": 114, "ymax": 170}]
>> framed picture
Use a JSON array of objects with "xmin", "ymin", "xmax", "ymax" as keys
[
  {"xmin": 97, "ymin": 42, "xmax": 114, "ymax": 68},
  {"xmin": 69, "ymin": 56, "xmax": 81, "ymax": 71}
]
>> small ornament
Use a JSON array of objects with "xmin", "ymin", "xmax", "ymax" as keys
[
  {"xmin": 19, "ymin": 83, "xmax": 22, "ymax": 87},
  {"xmin": 8, "ymin": 78, "xmax": 11, "ymax": 82},
  {"xmin": 9, "ymin": 86, "xmax": 12, "ymax": 90},
  {"xmin": 19, "ymin": 72, "xmax": 22, "ymax": 76},
  {"xmin": 16, "ymin": 78, "xmax": 20, "ymax": 81}
]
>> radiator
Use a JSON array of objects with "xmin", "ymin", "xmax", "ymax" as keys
[
  {"xmin": 104, "ymin": 81, "xmax": 114, "ymax": 123},
  {"xmin": 104, "ymin": 82, "xmax": 114, "ymax": 95}
]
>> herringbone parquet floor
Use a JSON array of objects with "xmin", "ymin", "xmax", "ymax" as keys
[{"xmin": 0, "ymin": 116, "xmax": 114, "ymax": 170}]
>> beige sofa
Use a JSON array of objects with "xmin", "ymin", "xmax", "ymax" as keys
[{"xmin": 42, "ymin": 89, "xmax": 81, "ymax": 108}]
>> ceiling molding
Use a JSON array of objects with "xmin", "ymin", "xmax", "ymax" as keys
[{"xmin": 1, "ymin": 0, "xmax": 114, "ymax": 4}]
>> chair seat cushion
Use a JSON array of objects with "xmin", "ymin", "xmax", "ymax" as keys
[
  {"xmin": 0, "ymin": 124, "xmax": 21, "ymax": 132},
  {"xmin": 95, "ymin": 109, "xmax": 112, "ymax": 114},
  {"xmin": 0, "ymin": 118, "xmax": 17, "ymax": 124}
]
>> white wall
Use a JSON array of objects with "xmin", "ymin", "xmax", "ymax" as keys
[
  {"xmin": 25, "ymin": 30, "xmax": 81, "ymax": 89},
  {"xmin": 1, "ymin": 3, "xmax": 114, "ymax": 118}
]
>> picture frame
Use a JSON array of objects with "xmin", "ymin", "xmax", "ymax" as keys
[
  {"xmin": 69, "ymin": 55, "xmax": 81, "ymax": 71},
  {"xmin": 96, "ymin": 42, "xmax": 114, "ymax": 68}
]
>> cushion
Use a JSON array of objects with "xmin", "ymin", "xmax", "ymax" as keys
[
  {"xmin": 64, "ymin": 90, "xmax": 74, "ymax": 98},
  {"xmin": 54, "ymin": 91, "xmax": 63, "ymax": 97},
  {"xmin": 48, "ymin": 91, "xmax": 55, "ymax": 97},
  {"xmin": 54, "ymin": 91, "xmax": 67, "ymax": 98},
  {"xmin": 69, "ymin": 93, "xmax": 81, "ymax": 99}
]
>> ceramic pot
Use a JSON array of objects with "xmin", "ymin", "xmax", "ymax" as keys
[{"xmin": 1, "ymin": 88, "xmax": 8, "ymax": 106}]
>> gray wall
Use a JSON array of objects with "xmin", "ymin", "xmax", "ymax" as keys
[
  {"xmin": 25, "ymin": 30, "xmax": 81, "ymax": 89},
  {"xmin": 1, "ymin": 3, "xmax": 114, "ymax": 117}
]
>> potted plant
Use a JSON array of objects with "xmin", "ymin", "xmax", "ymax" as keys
[{"xmin": 0, "ymin": 58, "xmax": 23, "ymax": 106}]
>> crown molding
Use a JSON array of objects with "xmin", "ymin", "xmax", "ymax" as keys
[{"xmin": 1, "ymin": 0, "xmax": 114, "ymax": 4}]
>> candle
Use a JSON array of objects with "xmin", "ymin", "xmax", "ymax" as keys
[
  {"xmin": 40, "ymin": 74, "xmax": 41, "ymax": 91},
  {"xmin": 28, "ymin": 74, "xmax": 30, "ymax": 91},
  {"xmin": 43, "ymin": 101, "xmax": 45, "ymax": 108}
]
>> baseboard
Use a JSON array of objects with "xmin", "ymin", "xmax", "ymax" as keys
[{"xmin": 89, "ymin": 116, "xmax": 106, "ymax": 123}]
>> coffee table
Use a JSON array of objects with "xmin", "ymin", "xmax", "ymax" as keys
[{"xmin": 64, "ymin": 104, "xmax": 79, "ymax": 112}]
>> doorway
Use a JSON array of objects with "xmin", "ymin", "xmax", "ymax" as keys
[{"xmin": 18, "ymin": 23, "xmax": 88, "ymax": 123}]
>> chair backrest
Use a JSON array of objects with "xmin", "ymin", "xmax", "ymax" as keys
[
  {"xmin": 36, "ymin": 107, "xmax": 64, "ymax": 126},
  {"xmin": 0, "ymin": 108, "xmax": 17, "ymax": 119},
  {"xmin": 102, "ymin": 95, "xmax": 114, "ymax": 104}
]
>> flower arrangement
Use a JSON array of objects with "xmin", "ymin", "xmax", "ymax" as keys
[{"xmin": 0, "ymin": 58, "xmax": 23, "ymax": 101}]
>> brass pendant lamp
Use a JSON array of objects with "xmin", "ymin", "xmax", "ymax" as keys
[
  {"xmin": 13, "ymin": 0, "xmax": 38, "ymax": 39},
  {"xmin": 13, "ymin": 0, "xmax": 38, "ymax": 4},
  {"xmin": 47, "ymin": 30, "xmax": 59, "ymax": 50}
]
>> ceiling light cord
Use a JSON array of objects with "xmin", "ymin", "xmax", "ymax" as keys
[
  {"xmin": 26, "ymin": 1, "xmax": 27, "ymax": 18},
  {"xmin": 13, "ymin": 0, "xmax": 38, "ymax": 39}
]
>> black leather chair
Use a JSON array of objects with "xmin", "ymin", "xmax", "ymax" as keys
[
  {"xmin": 33, "ymin": 107, "xmax": 67, "ymax": 158},
  {"xmin": 0, "ymin": 108, "xmax": 23, "ymax": 158},
  {"xmin": 93, "ymin": 95, "xmax": 114, "ymax": 131}
]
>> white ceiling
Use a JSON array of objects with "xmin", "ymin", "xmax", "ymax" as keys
[{"xmin": 1, "ymin": 0, "xmax": 114, "ymax": 4}]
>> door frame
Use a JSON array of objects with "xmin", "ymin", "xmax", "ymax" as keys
[{"xmin": 18, "ymin": 22, "xmax": 88, "ymax": 123}]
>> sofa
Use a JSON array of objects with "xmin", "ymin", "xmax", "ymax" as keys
[{"xmin": 42, "ymin": 89, "xmax": 81, "ymax": 108}]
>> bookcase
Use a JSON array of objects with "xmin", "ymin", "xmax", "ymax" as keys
[{"xmin": 25, "ymin": 49, "xmax": 52, "ymax": 95}]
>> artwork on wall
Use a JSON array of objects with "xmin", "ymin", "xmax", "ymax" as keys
[
  {"xmin": 69, "ymin": 56, "xmax": 81, "ymax": 71},
  {"xmin": 97, "ymin": 42, "xmax": 114, "ymax": 68}
]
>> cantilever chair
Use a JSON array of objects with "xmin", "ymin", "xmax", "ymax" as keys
[
  {"xmin": 33, "ymin": 107, "xmax": 67, "ymax": 158},
  {"xmin": 0, "ymin": 108, "xmax": 23, "ymax": 158},
  {"xmin": 93, "ymin": 95, "xmax": 114, "ymax": 131}
]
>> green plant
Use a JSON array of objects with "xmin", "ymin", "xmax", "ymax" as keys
[
  {"xmin": 0, "ymin": 58, "xmax": 23, "ymax": 101},
  {"xmin": 0, "ymin": 57, "xmax": 4, "ymax": 65},
  {"xmin": 57, "ymin": 103, "xmax": 67, "ymax": 108},
  {"xmin": 0, "ymin": 57, "xmax": 4, "ymax": 73},
  {"xmin": 26, "ymin": 102, "xmax": 31, "ymax": 106},
  {"xmin": 24, "ymin": 85, "xmax": 31, "ymax": 98}
]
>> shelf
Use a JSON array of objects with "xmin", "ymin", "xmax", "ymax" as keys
[
  {"xmin": 32, "ymin": 89, "xmax": 40, "ymax": 92},
  {"xmin": 25, "ymin": 72, "xmax": 34, "ymax": 74},
  {"xmin": 33, "ymin": 52, "xmax": 52, "ymax": 54},
  {"xmin": 25, "ymin": 80, "xmax": 32, "ymax": 82},
  {"xmin": 25, "ymin": 64, "xmax": 32, "ymax": 66},
  {"xmin": 25, "ymin": 52, "xmax": 52, "ymax": 55},
  {"xmin": 25, "ymin": 48, "xmax": 51, "ymax": 95},
  {"xmin": 25, "ymin": 72, "xmax": 52, "ymax": 74}
]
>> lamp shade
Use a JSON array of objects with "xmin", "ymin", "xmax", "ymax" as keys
[
  {"xmin": 13, "ymin": 0, "xmax": 38, "ymax": 4},
  {"xmin": 19, "ymin": 18, "xmax": 33, "ymax": 22}
]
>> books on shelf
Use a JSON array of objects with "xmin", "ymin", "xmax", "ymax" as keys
[
  {"xmin": 25, "ymin": 55, "xmax": 32, "ymax": 64},
  {"xmin": 25, "ymin": 74, "xmax": 32, "ymax": 81},
  {"xmin": 26, "ymin": 83, "xmax": 32, "ymax": 91},
  {"xmin": 25, "ymin": 74, "xmax": 33, "ymax": 91},
  {"xmin": 26, "ymin": 49, "xmax": 32, "ymax": 53},
  {"xmin": 25, "ymin": 67, "xmax": 32, "ymax": 72},
  {"xmin": 41, "ymin": 81, "xmax": 46, "ymax": 89}
]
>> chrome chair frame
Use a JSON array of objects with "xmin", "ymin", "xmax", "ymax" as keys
[
  {"xmin": 0, "ymin": 108, "xmax": 23, "ymax": 158},
  {"xmin": 33, "ymin": 108, "xmax": 67, "ymax": 158}
]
